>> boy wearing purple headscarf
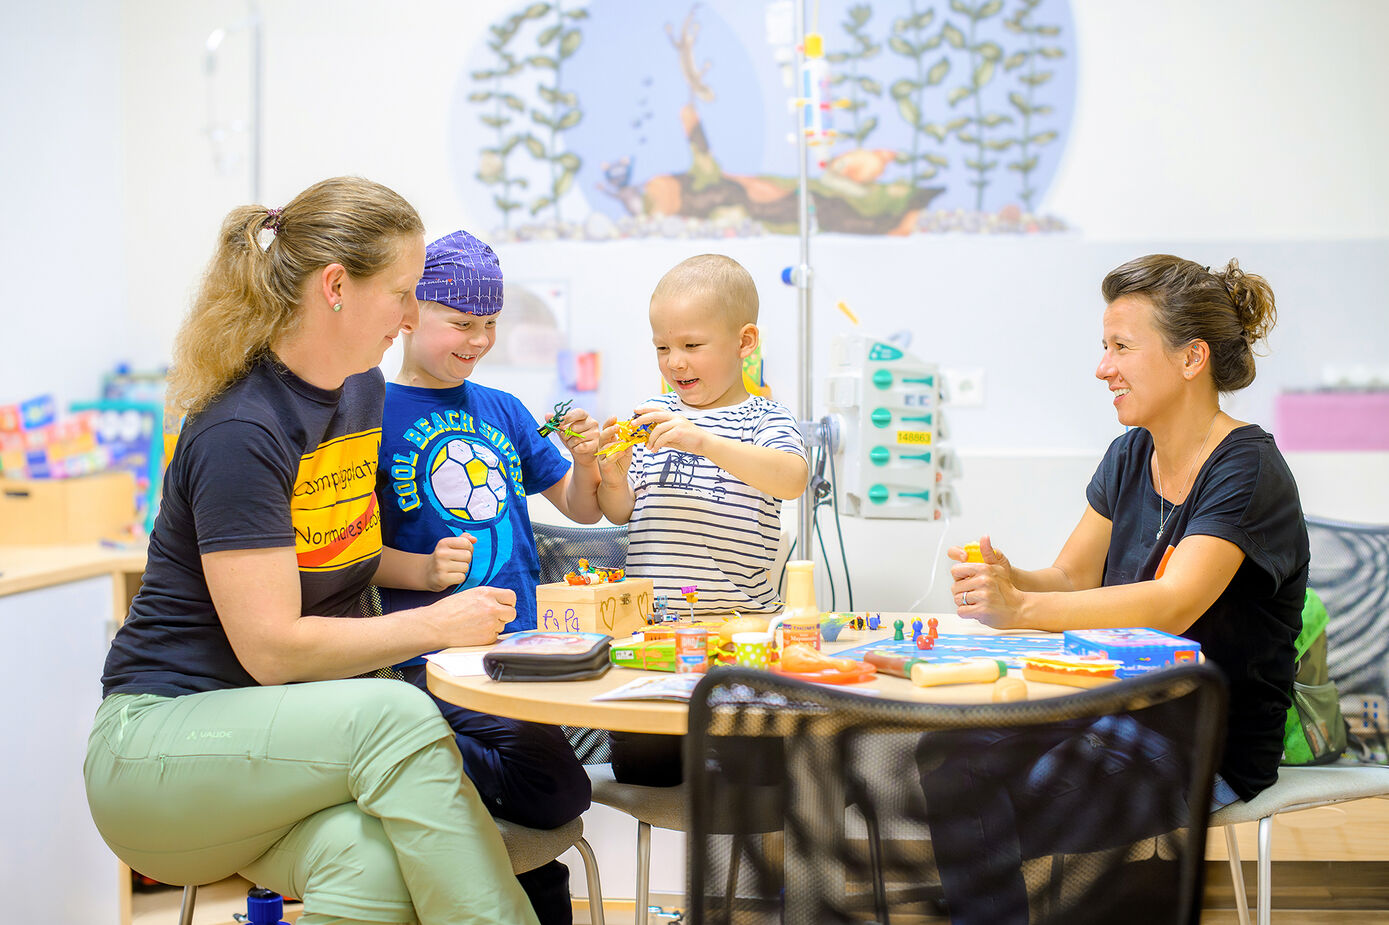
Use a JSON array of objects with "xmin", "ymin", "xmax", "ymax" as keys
[{"xmin": 374, "ymin": 229, "xmax": 600, "ymax": 924}]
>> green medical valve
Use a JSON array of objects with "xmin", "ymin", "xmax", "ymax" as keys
[{"xmin": 870, "ymin": 408, "xmax": 892, "ymax": 428}]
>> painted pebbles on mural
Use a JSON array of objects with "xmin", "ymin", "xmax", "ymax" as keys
[{"xmin": 449, "ymin": 0, "xmax": 1076, "ymax": 240}]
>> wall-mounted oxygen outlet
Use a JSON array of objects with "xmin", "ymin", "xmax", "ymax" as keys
[{"xmin": 943, "ymin": 367, "xmax": 985, "ymax": 407}]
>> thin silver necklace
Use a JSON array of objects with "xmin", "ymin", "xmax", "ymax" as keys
[{"xmin": 1154, "ymin": 413, "xmax": 1219, "ymax": 542}]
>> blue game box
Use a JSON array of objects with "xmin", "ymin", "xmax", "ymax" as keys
[{"xmin": 1062, "ymin": 628, "xmax": 1201, "ymax": 678}]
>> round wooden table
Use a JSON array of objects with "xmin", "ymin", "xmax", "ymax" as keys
[{"xmin": 425, "ymin": 612, "xmax": 1080, "ymax": 733}]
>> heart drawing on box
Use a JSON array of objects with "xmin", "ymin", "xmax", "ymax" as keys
[
  {"xmin": 637, "ymin": 591, "xmax": 651, "ymax": 616},
  {"xmin": 598, "ymin": 596, "xmax": 617, "ymax": 632}
]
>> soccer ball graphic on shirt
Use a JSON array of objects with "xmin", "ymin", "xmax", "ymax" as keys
[{"xmin": 427, "ymin": 438, "xmax": 509, "ymax": 524}]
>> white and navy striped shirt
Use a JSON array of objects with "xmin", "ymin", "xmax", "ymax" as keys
[{"xmin": 625, "ymin": 393, "xmax": 806, "ymax": 615}]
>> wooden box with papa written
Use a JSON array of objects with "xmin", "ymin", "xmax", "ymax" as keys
[{"xmin": 535, "ymin": 576, "xmax": 654, "ymax": 637}]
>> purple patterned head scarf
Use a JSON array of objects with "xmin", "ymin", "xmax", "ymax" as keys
[{"xmin": 415, "ymin": 230, "xmax": 503, "ymax": 315}]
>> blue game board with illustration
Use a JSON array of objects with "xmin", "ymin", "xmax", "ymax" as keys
[{"xmin": 834, "ymin": 633, "xmax": 1064, "ymax": 669}]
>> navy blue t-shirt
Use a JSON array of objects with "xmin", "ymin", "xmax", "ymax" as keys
[
  {"xmin": 376, "ymin": 380, "xmax": 570, "ymax": 639},
  {"xmin": 1086, "ymin": 424, "xmax": 1308, "ymax": 801},
  {"xmin": 102, "ymin": 359, "xmax": 385, "ymax": 698}
]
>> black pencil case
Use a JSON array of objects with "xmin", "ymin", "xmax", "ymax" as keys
[{"xmin": 483, "ymin": 631, "xmax": 613, "ymax": 681}]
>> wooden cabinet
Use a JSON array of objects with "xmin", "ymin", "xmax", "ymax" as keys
[{"xmin": 0, "ymin": 545, "xmax": 144, "ymax": 925}]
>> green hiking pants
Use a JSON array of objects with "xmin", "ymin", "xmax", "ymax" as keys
[{"xmin": 84, "ymin": 678, "xmax": 539, "ymax": 925}]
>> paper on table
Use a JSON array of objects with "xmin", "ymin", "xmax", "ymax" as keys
[{"xmin": 424, "ymin": 651, "xmax": 489, "ymax": 677}]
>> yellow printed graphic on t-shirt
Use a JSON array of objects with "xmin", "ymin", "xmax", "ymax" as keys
[{"xmin": 291, "ymin": 429, "xmax": 382, "ymax": 571}]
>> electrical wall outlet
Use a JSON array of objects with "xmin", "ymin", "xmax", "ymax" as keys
[{"xmin": 943, "ymin": 367, "xmax": 985, "ymax": 407}]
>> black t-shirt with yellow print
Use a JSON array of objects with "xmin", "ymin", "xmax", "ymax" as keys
[{"xmin": 102, "ymin": 357, "xmax": 385, "ymax": 697}]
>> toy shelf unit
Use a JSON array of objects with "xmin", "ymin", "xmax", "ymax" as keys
[{"xmin": 827, "ymin": 334, "xmax": 959, "ymax": 520}]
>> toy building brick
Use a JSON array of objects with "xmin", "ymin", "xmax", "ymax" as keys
[{"xmin": 536, "ymin": 577, "xmax": 654, "ymax": 638}]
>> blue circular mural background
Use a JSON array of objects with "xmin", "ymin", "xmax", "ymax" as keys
[{"xmin": 450, "ymin": 0, "xmax": 1077, "ymax": 233}]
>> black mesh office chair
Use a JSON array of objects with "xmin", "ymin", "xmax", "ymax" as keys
[
  {"xmin": 685, "ymin": 664, "xmax": 1228, "ymax": 925},
  {"xmin": 533, "ymin": 520, "xmax": 630, "ymax": 585}
]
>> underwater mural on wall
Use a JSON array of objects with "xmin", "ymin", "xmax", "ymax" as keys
[{"xmin": 447, "ymin": 0, "xmax": 1076, "ymax": 241}]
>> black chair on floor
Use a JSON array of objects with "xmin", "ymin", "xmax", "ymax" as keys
[{"xmin": 685, "ymin": 664, "xmax": 1228, "ymax": 925}]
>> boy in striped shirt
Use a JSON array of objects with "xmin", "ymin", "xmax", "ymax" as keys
[{"xmin": 596, "ymin": 254, "xmax": 809, "ymax": 617}]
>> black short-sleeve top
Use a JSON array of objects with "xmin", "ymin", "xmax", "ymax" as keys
[
  {"xmin": 102, "ymin": 358, "xmax": 385, "ymax": 698},
  {"xmin": 1086, "ymin": 424, "xmax": 1308, "ymax": 801}
]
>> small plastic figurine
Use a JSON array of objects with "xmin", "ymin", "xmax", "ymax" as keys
[
  {"xmin": 537, "ymin": 399, "xmax": 584, "ymax": 440},
  {"xmin": 564, "ymin": 558, "xmax": 625, "ymax": 585},
  {"xmin": 893, "ymin": 618, "xmax": 905, "ymax": 642},
  {"xmin": 867, "ymin": 614, "xmax": 881, "ymax": 631},
  {"xmin": 597, "ymin": 417, "xmax": 652, "ymax": 458},
  {"xmin": 911, "ymin": 617, "xmax": 923, "ymax": 640},
  {"xmin": 927, "ymin": 617, "xmax": 939, "ymax": 640},
  {"xmin": 648, "ymin": 594, "xmax": 670, "ymax": 625},
  {"xmin": 681, "ymin": 584, "xmax": 699, "ymax": 620}
]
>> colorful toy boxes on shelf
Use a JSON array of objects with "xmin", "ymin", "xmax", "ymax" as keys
[{"xmin": 1062, "ymin": 627, "xmax": 1202, "ymax": 678}]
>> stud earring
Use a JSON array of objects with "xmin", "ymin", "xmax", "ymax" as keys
[{"xmin": 332, "ymin": 303, "xmax": 342, "ymax": 313}]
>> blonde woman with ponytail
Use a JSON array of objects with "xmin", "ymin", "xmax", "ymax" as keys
[{"xmin": 85, "ymin": 178, "xmax": 540, "ymax": 925}]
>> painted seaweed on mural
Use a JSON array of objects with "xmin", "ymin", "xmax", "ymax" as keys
[{"xmin": 448, "ymin": 0, "xmax": 1075, "ymax": 240}]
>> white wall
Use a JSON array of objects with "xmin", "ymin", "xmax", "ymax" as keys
[{"xmin": 1, "ymin": 0, "xmax": 127, "ymax": 408}]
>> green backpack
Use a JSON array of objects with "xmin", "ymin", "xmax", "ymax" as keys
[{"xmin": 1281, "ymin": 588, "xmax": 1348, "ymax": 766}]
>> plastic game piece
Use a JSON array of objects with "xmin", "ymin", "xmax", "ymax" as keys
[
  {"xmin": 963, "ymin": 541, "xmax": 985, "ymax": 563},
  {"xmin": 911, "ymin": 618, "xmax": 922, "ymax": 640},
  {"xmin": 681, "ymin": 584, "xmax": 698, "ymax": 620},
  {"xmin": 867, "ymin": 614, "xmax": 881, "ymax": 631},
  {"xmin": 914, "ymin": 635, "xmax": 934, "ymax": 650},
  {"xmin": 910, "ymin": 657, "xmax": 1007, "ymax": 687},
  {"xmin": 992, "ymin": 677, "xmax": 1028, "ymax": 702},
  {"xmin": 927, "ymin": 617, "xmax": 939, "ymax": 639},
  {"xmin": 893, "ymin": 619, "xmax": 905, "ymax": 641},
  {"xmin": 861, "ymin": 650, "xmax": 927, "ymax": 679},
  {"xmin": 1020, "ymin": 654, "xmax": 1121, "ymax": 688}
]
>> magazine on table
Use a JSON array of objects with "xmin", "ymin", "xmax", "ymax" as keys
[{"xmin": 592, "ymin": 673, "xmax": 702, "ymax": 702}]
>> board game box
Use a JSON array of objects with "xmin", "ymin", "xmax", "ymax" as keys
[{"xmin": 1062, "ymin": 627, "xmax": 1201, "ymax": 678}]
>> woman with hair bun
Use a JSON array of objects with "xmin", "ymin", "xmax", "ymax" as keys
[
  {"xmin": 951, "ymin": 253, "xmax": 1308, "ymax": 806},
  {"xmin": 923, "ymin": 255, "xmax": 1308, "ymax": 923},
  {"xmin": 85, "ymin": 177, "xmax": 539, "ymax": 924}
]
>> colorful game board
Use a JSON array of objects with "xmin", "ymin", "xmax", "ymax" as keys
[{"xmin": 835, "ymin": 633, "xmax": 1064, "ymax": 669}]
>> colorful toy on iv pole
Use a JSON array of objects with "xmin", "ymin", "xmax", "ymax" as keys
[{"xmin": 793, "ymin": 33, "xmax": 850, "ymax": 167}]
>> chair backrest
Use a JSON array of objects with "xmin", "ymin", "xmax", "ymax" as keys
[
  {"xmin": 1307, "ymin": 516, "xmax": 1389, "ymax": 702},
  {"xmin": 532, "ymin": 521, "xmax": 629, "ymax": 585},
  {"xmin": 685, "ymin": 664, "xmax": 1228, "ymax": 925}
]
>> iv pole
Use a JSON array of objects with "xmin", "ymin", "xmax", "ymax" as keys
[
  {"xmin": 204, "ymin": 1, "xmax": 264, "ymax": 202},
  {"xmin": 792, "ymin": 0, "xmax": 815, "ymax": 555}
]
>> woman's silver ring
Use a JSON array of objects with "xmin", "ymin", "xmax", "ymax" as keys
[{"xmin": 961, "ymin": 591, "xmax": 969, "ymax": 606}]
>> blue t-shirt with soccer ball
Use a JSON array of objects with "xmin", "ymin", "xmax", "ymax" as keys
[{"xmin": 376, "ymin": 380, "xmax": 570, "ymax": 650}]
